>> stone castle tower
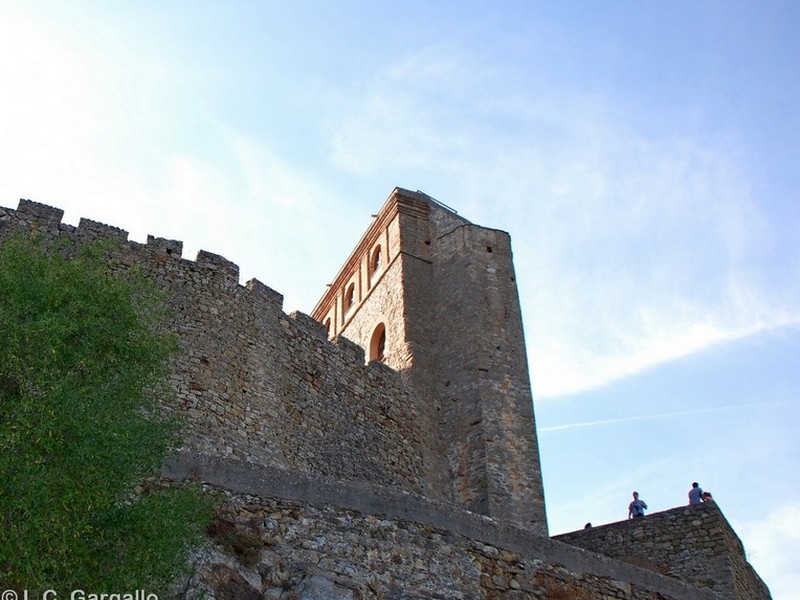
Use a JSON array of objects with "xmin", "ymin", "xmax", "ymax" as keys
[{"xmin": 311, "ymin": 188, "xmax": 545, "ymax": 533}]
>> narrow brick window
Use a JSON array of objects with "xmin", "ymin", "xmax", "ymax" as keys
[
  {"xmin": 370, "ymin": 323, "xmax": 386, "ymax": 362},
  {"xmin": 345, "ymin": 283, "xmax": 355, "ymax": 311},
  {"xmin": 370, "ymin": 245, "xmax": 382, "ymax": 279}
]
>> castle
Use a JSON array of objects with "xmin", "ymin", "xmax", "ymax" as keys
[{"xmin": 0, "ymin": 189, "xmax": 771, "ymax": 599}]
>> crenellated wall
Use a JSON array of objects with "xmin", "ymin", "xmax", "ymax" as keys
[{"xmin": 0, "ymin": 199, "xmax": 430, "ymax": 496}]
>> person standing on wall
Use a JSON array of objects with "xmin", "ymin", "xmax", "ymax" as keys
[
  {"xmin": 628, "ymin": 491, "xmax": 647, "ymax": 518},
  {"xmin": 688, "ymin": 482, "xmax": 704, "ymax": 505}
]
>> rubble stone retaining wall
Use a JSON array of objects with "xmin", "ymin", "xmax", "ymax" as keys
[{"xmin": 165, "ymin": 451, "xmax": 719, "ymax": 600}]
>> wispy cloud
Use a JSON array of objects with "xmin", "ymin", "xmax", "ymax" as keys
[
  {"xmin": 5, "ymin": 6, "xmax": 799, "ymax": 401},
  {"xmin": 329, "ymin": 44, "xmax": 492, "ymax": 176},
  {"xmin": 327, "ymin": 43, "xmax": 800, "ymax": 398},
  {"xmin": 228, "ymin": 131, "xmax": 323, "ymax": 211}
]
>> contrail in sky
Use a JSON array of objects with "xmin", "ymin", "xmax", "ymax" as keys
[{"xmin": 538, "ymin": 401, "xmax": 791, "ymax": 433}]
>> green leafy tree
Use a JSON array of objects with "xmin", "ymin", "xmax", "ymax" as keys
[{"xmin": 0, "ymin": 235, "xmax": 211, "ymax": 594}]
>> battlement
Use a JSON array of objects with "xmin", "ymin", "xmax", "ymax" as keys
[
  {"xmin": 4, "ymin": 199, "xmax": 248, "ymax": 287},
  {"xmin": 0, "ymin": 198, "xmax": 430, "ymax": 495}
]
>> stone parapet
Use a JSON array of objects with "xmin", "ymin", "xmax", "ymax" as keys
[{"xmin": 555, "ymin": 503, "xmax": 771, "ymax": 599}]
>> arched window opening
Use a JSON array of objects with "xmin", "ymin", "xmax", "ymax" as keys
[
  {"xmin": 369, "ymin": 323, "xmax": 386, "ymax": 362},
  {"xmin": 370, "ymin": 245, "xmax": 382, "ymax": 279},
  {"xmin": 344, "ymin": 282, "xmax": 355, "ymax": 312}
]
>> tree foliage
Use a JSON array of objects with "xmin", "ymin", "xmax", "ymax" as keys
[{"xmin": 0, "ymin": 235, "xmax": 211, "ymax": 594}]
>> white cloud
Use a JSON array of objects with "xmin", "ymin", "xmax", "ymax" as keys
[
  {"xmin": 0, "ymin": 5, "xmax": 113, "ymax": 204},
  {"xmin": 0, "ymin": 2, "xmax": 332, "ymax": 300}
]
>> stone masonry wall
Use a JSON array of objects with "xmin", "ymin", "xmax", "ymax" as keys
[
  {"xmin": 165, "ymin": 452, "xmax": 720, "ymax": 600},
  {"xmin": 0, "ymin": 199, "xmax": 429, "ymax": 496},
  {"xmin": 333, "ymin": 232, "xmax": 409, "ymax": 371},
  {"xmin": 332, "ymin": 221, "xmax": 450, "ymax": 505},
  {"xmin": 554, "ymin": 503, "xmax": 771, "ymax": 600},
  {"xmin": 430, "ymin": 222, "xmax": 546, "ymax": 534}
]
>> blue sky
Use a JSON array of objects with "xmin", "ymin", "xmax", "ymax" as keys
[{"xmin": 1, "ymin": 1, "xmax": 798, "ymax": 596}]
